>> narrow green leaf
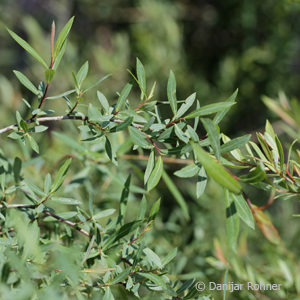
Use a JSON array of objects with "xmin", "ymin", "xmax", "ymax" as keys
[
  {"xmin": 119, "ymin": 175, "xmax": 131, "ymax": 225},
  {"xmin": 191, "ymin": 142, "xmax": 241, "ymax": 194},
  {"xmin": 174, "ymin": 164, "xmax": 199, "ymax": 178},
  {"xmin": 83, "ymin": 74, "xmax": 111, "ymax": 93},
  {"xmin": 54, "ymin": 17, "xmax": 74, "ymax": 59},
  {"xmin": 7, "ymin": 28, "xmax": 48, "ymax": 68},
  {"xmin": 76, "ymin": 61, "xmax": 89, "ymax": 87},
  {"xmin": 47, "ymin": 89, "xmax": 76, "ymax": 100},
  {"xmin": 13, "ymin": 157, "xmax": 22, "ymax": 183},
  {"xmin": 45, "ymin": 69, "xmax": 55, "ymax": 83},
  {"xmin": 138, "ymin": 272, "xmax": 167, "ymax": 290},
  {"xmin": 93, "ymin": 209, "xmax": 116, "ymax": 220},
  {"xmin": 185, "ymin": 102, "xmax": 235, "ymax": 119},
  {"xmin": 110, "ymin": 269, "xmax": 131, "ymax": 285},
  {"xmin": 196, "ymin": 167, "xmax": 207, "ymax": 198},
  {"xmin": 225, "ymin": 189, "xmax": 239, "ymax": 251},
  {"xmin": 144, "ymin": 151, "xmax": 155, "ymax": 184},
  {"xmin": 174, "ymin": 124, "xmax": 189, "ymax": 143},
  {"xmin": 176, "ymin": 93, "xmax": 196, "ymax": 118},
  {"xmin": 167, "ymin": 70, "xmax": 177, "ymax": 115},
  {"xmin": 51, "ymin": 158, "xmax": 72, "ymax": 193},
  {"xmin": 136, "ymin": 58, "xmax": 146, "ymax": 99},
  {"xmin": 220, "ymin": 134, "xmax": 251, "ymax": 154},
  {"xmin": 162, "ymin": 170, "xmax": 189, "ymax": 220},
  {"xmin": 51, "ymin": 197, "xmax": 81, "ymax": 205},
  {"xmin": 137, "ymin": 196, "xmax": 147, "ymax": 220},
  {"xmin": 129, "ymin": 127, "xmax": 152, "ymax": 149},
  {"xmin": 97, "ymin": 91, "xmax": 110, "ymax": 113},
  {"xmin": 27, "ymin": 135, "xmax": 39, "ymax": 153},
  {"xmin": 52, "ymin": 40, "xmax": 67, "ymax": 71},
  {"xmin": 229, "ymin": 192, "xmax": 255, "ymax": 229},
  {"xmin": 105, "ymin": 137, "xmax": 117, "ymax": 164},
  {"xmin": 201, "ymin": 118, "xmax": 221, "ymax": 159},
  {"xmin": 162, "ymin": 247, "xmax": 177, "ymax": 267},
  {"xmin": 213, "ymin": 89, "xmax": 238, "ymax": 124},
  {"xmin": 143, "ymin": 248, "xmax": 162, "ymax": 268},
  {"xmin": 115, "ymin": 83, "xmax": 132, "ymax": 112},
  {"xmin": 275, "ymin": 136, "xmax": 284, "ymax": 171},
  {"xmin": 44, "ymin": 174, "xmax": 52, "ymax": 194},
  {"xmin": 240, "ymin": 165, "xmax": 266, "ymax": 183},
  {"xmin": 13, "ymin": 71, "xmax": 39, "ymax": 95},
  {"xmin": 148, "ymin": 198, "xmax": 161, "ymax": 221},
  {"xmin": 147, "ymin": 157, "xmax": 163, "ymax": 191},
  {"xmin": 111, "ymin": 117, "xmax": 133, "ymax": 132}
]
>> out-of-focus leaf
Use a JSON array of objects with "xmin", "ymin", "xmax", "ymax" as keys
[
  {"xmin": 143, "ymin": 248, "xmax": 162, "ymax": 268},
  {"xmin": 196, "ymin": 167, "xmax": 207, "ymax": 198},
  {"xmin": 252, "ymin": 205, "xmax": 281, "ymax": 245},
  {"xmin": 162, "ymin": 170, "xmax": 189, "ymax": 220},
  {"xmin": 136, "ymin": 58, "xmax": 146, "ymax": 99},
  {"xmin": 93, "ymin": 209, "xmax": 116, "ymax": 220},
  {"xmin": 228, "ymin": 192, "xmax": 255, "ymax": 229},
  {"xmin": 144, "ymin": 151, "xmax": 155, "ymax": 184},
  {"xmin": 225, "ymin": 189, "xmax": 239, "ymax": 251}
]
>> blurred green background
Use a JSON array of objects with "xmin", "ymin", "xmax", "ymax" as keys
[{"xmin": 1, "ymin": 0, "xmax": 300, "ymax": 299}]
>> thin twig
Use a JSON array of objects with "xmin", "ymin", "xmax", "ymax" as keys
[
  {"xmin": 43, "ymin": 210, "xmax": 90, "ymax": 238},
  {"xmin": 0, "ymin": 203, "xmax": 90, "ymax": 238}
]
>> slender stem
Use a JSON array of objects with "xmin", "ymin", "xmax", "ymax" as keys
[
  {"xmin": 0, "ymin": 203, "xmax": 90, "ymax": 238},
  {"xmin": 43, "ymin": 210, "xmax": 90, "ymax": 238},
  {"xmin": 121, "ymin": 154, "xmax": 193, "ymax": 165}
]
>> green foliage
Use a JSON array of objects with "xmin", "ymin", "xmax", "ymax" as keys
[{"xmin": 0, "ymin": 15, "xmax": 299, "ymax": 300}]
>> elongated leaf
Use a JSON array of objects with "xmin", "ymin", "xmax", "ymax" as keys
[
  {"xmin": 144, "ymin": 151, "xmax": 155, "ymax": 184},
  {"xmin": 45, "ymin": 69, "xmax": 55, "ymax": 83},
  {"xmin": 7, "ymin": 28, "xmax": 48, "ymax": 68},
  {"xmin": 185, "ymin": 102, "xmax": 235, "ymax": 119},
  {"xmin": 110, "ymin": 269, "xmax": 131, "ymax": 285},
  {"xmin": 174, "ymin": 124, "xmax": 189, "ymax": 143},
  {"xmin": 201, "ymin": 118, "xmax": 221, "ymax": 159},
  {"xmin": 162, "ymin": 247, "xmax": 177, "ymax": 267},
  {"xmin": 97, "ymin": 91, "xmax": 110, "ymax": 113},
  {"xmin": 115, "ymin": 83, "xmax": 132, "ymax": 112},
  {"xmin": 51, "ymin": 158, "xmax": 72, "ymax": 193},
  {"xmin": 220, "ymin": 134, "xmax": 251, "ymax": 154},
  {"xmin": 191, "ymin": 142, "xmax": 241, "ymax": 194},
  {"xmin": 83, "ymin": 74, "xmax": 111, "ymax": 93},
  {"xmin": 111, "ymin": 117, "xmax": 133, "ymax": 132},
  {"xmin": 174, "ymin": 164, "xmax": 199, "ymax": 178},
  {"xmin": 162, "ymin": 170, "xmax": 189, "ymax": 220},
  {"xmin": 93, "ymin": 209, "xmax": 116, "ymax": 220},
  {"xmin": 54, "ymin": 17, "xmax": 74, "ymax": 59},
  {"xmin": 129, "ymin": 127, "xmax": 152, "ymax": 149},
  {"xmin": 138, "ymin": 272, "xmax": 167, "ymax": 290},
  {"xmin": 225, "ymin": 189, "xmax": 239, "ymax": 251},
  {"xmin": 240, "ymin": 165, "xmax": 266, "ymax": 183},
  {"xmin": 76, "ymin": 61, "xmax": 89, "ymax": 87},
  {"xmin": 136, "ymin": 58, "xmax": 146, "ymax": 99},
  {"xmin": 13, "ymin": 71, "xmax": 39, "ymax": 95},
  {"xmin": 176, "ymin": 93, "xmax": 196, "ymax": 118},
  {"xmin": 213, "ymin": 89, "xmax": 238, "ymax": 124},
  {"xmin": 229, "ymin": 192, "xmax": 254, "ymax": 229},
  {"xmin": 119, "ymin": 175, "xmax": 131, "ymax": 225},
  {"xmin": 196, "ymin": 167, "xmax": 207, "ymax": 198},
  {"xmin": 52, "ymin": 40, "xmax": 67, "ymax": 71},
  {"xmin": 167, "ymin": 70, "xmax": 177, "ymax": 115},
  {"xmin": 27, "ymin": 135, "xmax": 39, "ymax": 153},
  {"xmin": 147, "ymin": 157, "xmax": 163, "ymax": 191},
  {"xmin": 47, "ymin": 89, "xmax": 76, "ymax": 100},
  {"xmin": 148, "ymin": 198, "xmax": 161, "ymax": 221},
  {"xmin": 143, "ymin": 248, "xmax": 162, "ymax": 268},
  {"xmin": 51, "ymin": 197, "xmax": 81, "ymax": 205}
]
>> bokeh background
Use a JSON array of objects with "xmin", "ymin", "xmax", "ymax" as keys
[{"xmin": 1, "ymin": 0, "xmax": 300, "ymax": 299}]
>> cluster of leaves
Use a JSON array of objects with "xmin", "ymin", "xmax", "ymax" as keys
[{"xmin": 0, "ymin": 17, "xmax": 299, "ymax": 299}]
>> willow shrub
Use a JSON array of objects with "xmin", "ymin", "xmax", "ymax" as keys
[{"xmin": 0, "ymin": 17, "xmax": 299, "ymax": 300}]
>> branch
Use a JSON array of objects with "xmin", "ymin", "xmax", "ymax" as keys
[
  {"xmin": 0, "ymin": 203, "xmax": 90, "ymax": 238},
  {"xmin": 0, "ymin": 115, "xmax": 144, "ymax": 135},
  {"xmin": 0, "ymin": 115, "xmax": 88, "ymax": 134}
]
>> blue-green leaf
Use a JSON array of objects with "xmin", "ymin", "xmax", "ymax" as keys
[
  {"xmin": 167, "ymin": 70, "xmax": 177, "ymax": 115},
  {"xmin": 13, "ymin": 71, "xmax": 39, "ymax": 95}
]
